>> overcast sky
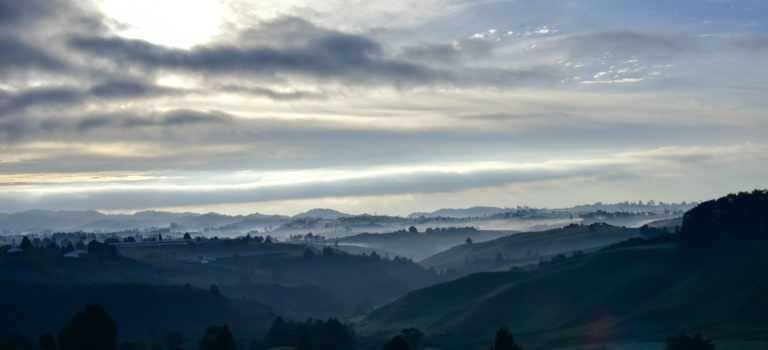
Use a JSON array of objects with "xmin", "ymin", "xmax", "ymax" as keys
[{"xmin": 0, "ymin": 0, "xmax": 766, "ymax": 215}]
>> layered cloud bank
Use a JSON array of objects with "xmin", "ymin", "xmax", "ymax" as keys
[{"xmin": 1, "ymin": 0, "xmax": 766, "ymax": 214}]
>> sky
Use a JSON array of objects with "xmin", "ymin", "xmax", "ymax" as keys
[{"xmin": 0, "ymin": 0, "xmax": 766, "ymax": 215}]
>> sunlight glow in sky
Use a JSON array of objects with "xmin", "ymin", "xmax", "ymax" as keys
[{"xmin": 0, "ymin": 0, "xmax": 766, "ymax": 215}]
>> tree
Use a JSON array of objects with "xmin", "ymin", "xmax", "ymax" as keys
[
  {"xmin": 165, "ymin": 332, "xmax": 186, "ymax": 350},
  {"xmin": 665, "ymin": 332, "xmax": 714, "ymax": 350},
  {"xmin": 20, "ymin": 236, "xmax": 32, "ymax": 250},
  {"xmin": 39, "ymin": 333, "xmax": 57, "ymax": 350},
  {"xmin": 381, "ymin": 335, "xmax": 410, "ymax": 350},
  {"xmin": 401, "ymin": 328, "xmax": 422, "ymax": 350},
  {"xmin": 183, "ymin": 233, "xmax": 192, "ymax": 240},
  {"xmin": 466, "ymin": 237, "xmax": 473, "ymax": 245},
  {"xmin": 322, "ymin": 318, "xmax": 354, "ymax": 350},
  {"xmin": 489, "ymin": 327, "xmax": 522, "ymax": 350},
  {"xmin": 7, "ymin": 333, "xmax": 34, "ymax": 350},
  {"xmin": 198, "ymin": 326, "xmax": 221, "ymax": 350},
  {"xmin": 209, "ymin": 284, "xmax": 220, "ymax": 296},
  {"xmin": 87, "ymin": 240, "xmax": 120, "ymax": 260},
  {"xmin": 408, "ymin": 226, "xmax": 418, "ymax": 233},
  {"xmin": 214, "ymin": 325, "xmax": 236, "ymax": 350},
  {"xmin": 58, "ymin": 304, "xmax": 118, "ymax": 350}
]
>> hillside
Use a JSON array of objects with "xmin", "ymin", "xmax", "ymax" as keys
[
  {"xmin": 0, "ymin": 241, "xmax": 442, "ymax": 320},
  {"xmin": 419, "ymin": 223, "xmax": 646, "ymax": 273},
  {"xmin": 361, "ymin": 239, "xmax": 768, "ymax": 349},
  {"xmin": 0, "ymin": 281, "xmax": 274, "ymax": 344},
  {"xmin": 338, "ymin": 227, "xmax": 517, "ymax": 261}
]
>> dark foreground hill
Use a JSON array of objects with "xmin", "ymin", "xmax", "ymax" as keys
[{"xmin": 0, "ymin": 281, "xmax": 273, "ymax": 344}]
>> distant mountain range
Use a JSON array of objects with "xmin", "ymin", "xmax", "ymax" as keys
[
  {"xmin": 0, "ymin": 201, "xmax": 693, "ymax": 236},
  {"xmin": 293, "ymin": 208, "xmax": 351, "ymax": 220},
  {"xmin": 408, "ymin": 206, "xmax": 507, "ymax": 218}
]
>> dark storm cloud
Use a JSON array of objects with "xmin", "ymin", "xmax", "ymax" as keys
[{"xmin": 563, "ymin": 31, "xmax": 698, "ymax": 57}]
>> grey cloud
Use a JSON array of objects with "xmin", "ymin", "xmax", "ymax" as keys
[
  {"xmin": 0, "ymin": 87, "xmax": 82, "ymax": 116},
  {"xmin": 0, "ymin": 36, "xmax": 67, "ymax": 74},
  {"xmin": 66, "ymin": 16, "xmax": 554, "ymax": 88},
  {"xmin": 0, "ymin": 81, "xmax": 181, "ymax": 118},
  {"xmin": 0, "ymin": 165, "xmax": 617, "ymax": 212},
  {"xmin": 721, "ymin": 36, "xmax": 768, "ymax": 52},
  {"xmin": 563, "ymin": 31, "xmax": 698, "ymax": 58},
  {"xmin": 88, "ymin": 80, "xmax": 178, "ymax": 99},
  {"xmin": 401, "ymin": 43, "xmax": 462, "ymax": 63},
  {"xmin": 68, "ymin": 19, "xmax": 442, "ymax": 86},
  {"xmin": 76, "ymin": 109, "xmax": 232, "ymax": 131},
  {"xmin": 217, "ymin": 85, "xmax": 326, "ymax": 100}
]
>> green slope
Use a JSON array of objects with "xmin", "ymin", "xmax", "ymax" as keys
[
  {"xmin": 419, "ymin": 223, "xmax": 643, "ymax": 272},
  {"xmin": 362, "ymin": 240, "xmax": 768, "ymax": 349}
]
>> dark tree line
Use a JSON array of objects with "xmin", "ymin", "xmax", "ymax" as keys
[
  {"xmin": 681, "ymin": 189, "xmax": 768, "ymax": 246},
  {"xmin": 249, "ymin": 317, "xmax": 355, "ymax": 350}
]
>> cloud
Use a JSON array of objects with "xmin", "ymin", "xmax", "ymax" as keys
[
  {"xmin": 0, "ymin": 81, "xmax": 181, "ymax": 118},
  {"xmin": 2, "ymin": 143, "xmax": 764, "ymax": 212},
  {"xmin": 399, "ymin": 38, "xmax": 494, "ymax": 63},
  {"xmin": 0, "ymin": 87, "xmax": 82, "ymax": 116},
  {"xmin": 562, "ymin": 31, "xmax": 698, "ymax": 58},
  {"xmin": 217, "ymin": 85, "xmax": 326, "ymax": 100},
  {"xmin": 67, "ymin": 17, "xmax": 443, "ymax": 86},
  {"xmin": 0, "ymin": 36, "xmax": 67, "ymax": 75},
  {"xmin": 88, "ymin": 80, "xmax": 178, "ymax": 98}
]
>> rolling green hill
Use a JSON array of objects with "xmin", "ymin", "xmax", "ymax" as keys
[
  {"xmin": 419, "ymin": 223, "xmax": 646, "ymax": 273},
  {"xmin": 361, "ymin": 239, "xmax": 768, "ymax": 349}
]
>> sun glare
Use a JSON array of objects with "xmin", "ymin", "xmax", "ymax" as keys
[{"xmin": 96, "ymin": 0, "xmax": 227, "ymax": 49}]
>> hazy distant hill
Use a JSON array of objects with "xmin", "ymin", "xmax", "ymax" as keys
[
  {"xmin": 420, "ymin": 223, "xmax": 646, "ymax": 273},
  {"xmin": 409, "ymin": 206, "xmax": 506, "ymax": 218},
  {"xmin": 293, "ymin": 208, "xmax": 351, "ymax": 219},
  {"xmin": 339, "ymin": 227, "xmax": 517, "ymax": 261}
]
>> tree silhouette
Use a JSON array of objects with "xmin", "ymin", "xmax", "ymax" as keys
[
  {"xmin": 39, "ymin": 333, "xmax": 56, "ymax": 350},
  {"xmin": 7, "ymin": 333, "xmax": 34, "ymax": 350},
  {"xmin": 20, "ymin": 236, "xmax": 32, "ymax": 250},
  {"xmin": 381, "ymin": 335, "xmax": 410, "ymax": 350},
  {"xmin": 322, "ymin": 318, "xmax": 354, "ymax": 350},
  {"xmin": 58, "ymin": 304, "xmax": 118, "ymax": 350},
  {"xmin": 401, "ymin": 328, "xmax": 422, "ymax": 350},
  {"xmin": 209, "ymin": 284, "xmax": 220, "ymax": 296},
  {"xmin": 165, "ymin": 332, "xmax": 186, "ymax": 350},
  {"xmin": 681, "ymin": 189, "xmax": 768, "ymax": 248},
  {"xmin": 214, "ymin": 325, "xmax": 236, "ymax": 350},
  {"xmin": 489, "ymin": 327, "xmax": 522, "ymax": 350},
  {"xmin": 665, "ymin": 332, "xmax": 714, "ymax": 350}
]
